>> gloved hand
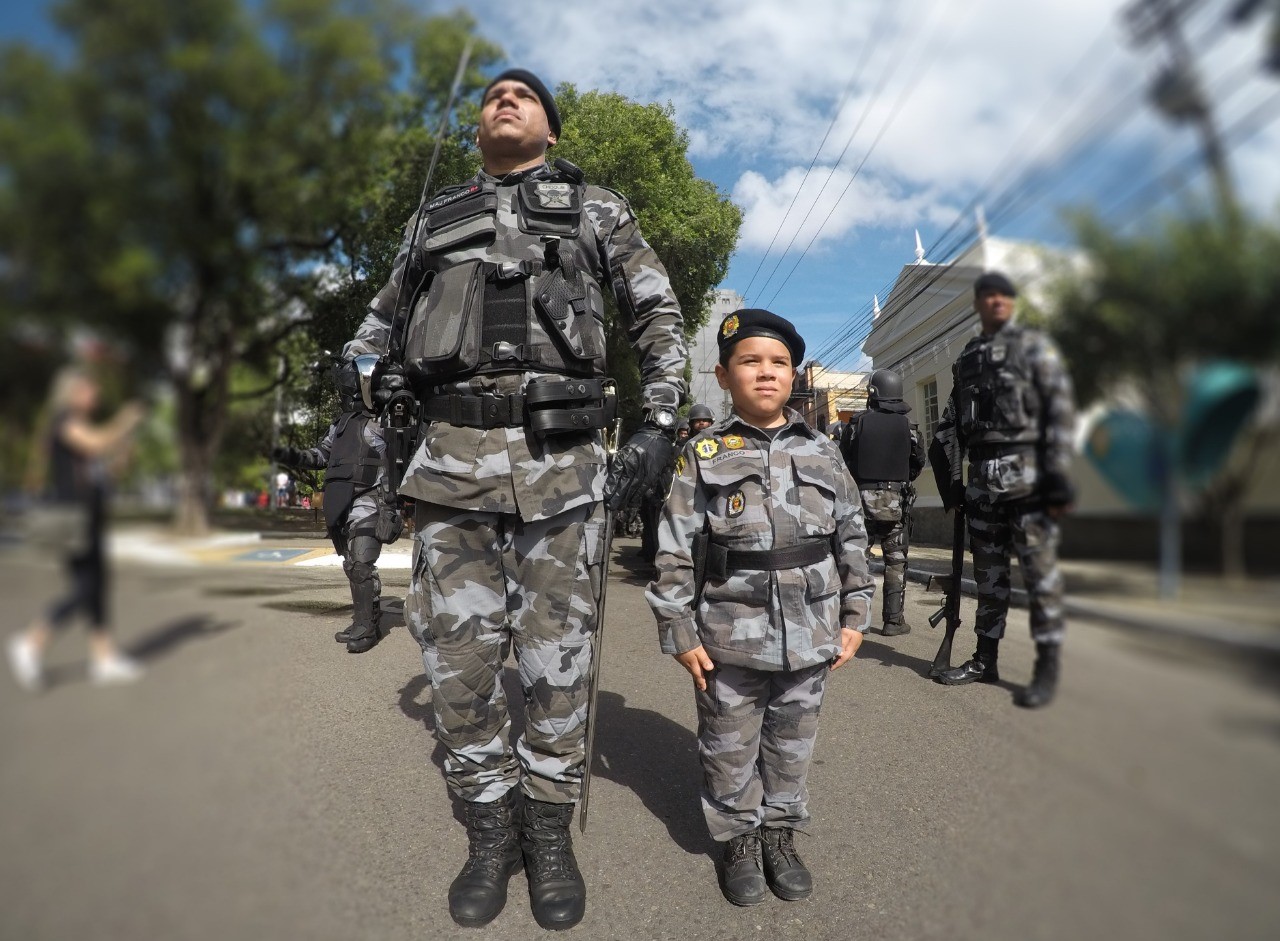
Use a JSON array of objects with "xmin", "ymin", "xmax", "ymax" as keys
[
  {"xmin": 947, "ymin": 480, "xmax": 967, "ymax": 512},
  {"xmin": 373, "ymin": 369, "xmax": 408, "ymax": 408},
  {"xmin": 1039, "ymin": 471, "xmax": 1075, "ymax": 509},
  {"xmin": 603, "ymin": 426, "xmax": 675, "ymax": 512},
  {"xmin": 272, "ymin": 445, "xmax": 302, "ymax": 466}
]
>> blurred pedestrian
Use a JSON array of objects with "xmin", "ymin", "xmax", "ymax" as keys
[
  {"xmin": 274, "ymin": 469, "xmax": 290, "ymax": 508},
  {"xmin": 647, "ymin": 309, "xmax": 873, "ymax": 906},
  {"xmin": 932, "ymin": 272, "xmax": 1076, "ymax": 707},
  {"xmin": 838, "ymin": 369, "xmax": 926, "ymax": 635},
  {"xmin": 7, "ymin": 368, "xmax": 146, "ymax": 690}
]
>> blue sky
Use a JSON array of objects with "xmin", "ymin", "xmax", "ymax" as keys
[{"xmin": 6, "ymin": 0, "xmax": 1279, "ymax": 368}]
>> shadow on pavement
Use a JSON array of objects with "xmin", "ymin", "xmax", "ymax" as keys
[
  {"xmin": 593, "ymin": 689, "xmax": 711, "ymax": 859},
  {"xmin": 127, "ymin": 614, "xmax": 241, "ymax": 662}
]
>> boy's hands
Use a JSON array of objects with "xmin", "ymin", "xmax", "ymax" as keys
[
  {"xmin": 673, "ymin": 645, "xmax": 715, "ymax": 691},
  {"xmin": 831, "ymin": 628, "xmax": 863, "ymax": 671}
]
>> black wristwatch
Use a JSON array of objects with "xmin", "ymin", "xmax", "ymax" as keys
[{"xmin": 645, "ymin": 407, "xmax": 677, "ymax": 432}]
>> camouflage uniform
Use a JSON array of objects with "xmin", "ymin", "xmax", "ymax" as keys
[
  {"xmin": 934, "ymin": 322, "xmax": 1076, "ymax": 645},
  {"xmin": 647, "ymin": 410, "xmax": 874, "ymax": 840},
  {"xmin": 347, "ymin": 162, "xmax": 685, "ymax": 805}
]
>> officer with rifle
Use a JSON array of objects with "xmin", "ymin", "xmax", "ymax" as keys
[
  {"xmin": 343, "ymin": 67, "xmax": 686, "ymax": 930},
  {"xmin": 930, "ymin": 272, "xmax": 1075, "ymax": 708}
]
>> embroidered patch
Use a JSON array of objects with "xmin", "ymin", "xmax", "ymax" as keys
[
  {"xmin": 536, "ymin": 182, "xmax": 572, "ymax": 209},
  {"xmin": 674, "ymin": 454, "xmax": 686, "ymax": 476},
  {"xmin": 721, "ymin": 314, "xmax": 740, "ymax": 339},
  {"xmin": 722, "ymin": 434, "xmax": 745, "ymax": 450},
  {"xmin": 726, "ymin": 490, "xmax": 746, "ymax": 518},
  {"xmin": 988, "ymin": 345, "xmax": 1007, "ymax": 364},
  {"xmin": 694, "ymin": 438, "xmax": 720, "ymax": 460},
  {"xmin": 425, "ymin": 184, "xmax": 481, "ymax": 212}
]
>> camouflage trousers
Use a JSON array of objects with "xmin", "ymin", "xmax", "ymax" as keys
[
  {"xmin": 967, "ymin": 504, "xmax": 1065, "ymax": 645},
  {"xmin": 694, "ymin": 662, "xmax": 828, "ymax": 841},
  {"xmin": 405, "ymin": 501, "xmax": 605, "ymax": 805},
  {"xmin": 861, "ymin": 487, "xmax": 908, "ymax": 626}
]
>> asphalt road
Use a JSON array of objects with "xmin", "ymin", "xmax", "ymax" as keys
[{"xmin": 1, "ymin": 537, "xmax": 1277, "ymax": 941}]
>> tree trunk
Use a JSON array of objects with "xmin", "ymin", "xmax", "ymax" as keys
[{"xmin": 171, "ymin": 328, "xmax": 235, "ymax": 536}]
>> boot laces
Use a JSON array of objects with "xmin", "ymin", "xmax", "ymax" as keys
[
  {"xmin": 725, "ymin": 832, "xmax": 762, "ymax": 866},
  {"xmin": 525, "ymin": 807, "xmax": 579, "ymax": 880},
  {"xmin": 764, "ymin": 828, "xmax": 802, "ymax": 866}
]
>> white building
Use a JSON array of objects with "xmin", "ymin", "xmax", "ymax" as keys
[{"xmin": 687, "ymin": 288, "xmax": 743, "ymax": 419}]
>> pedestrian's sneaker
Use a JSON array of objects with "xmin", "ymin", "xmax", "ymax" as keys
[
  {"xmin": 89, "ymin": 653, "xmax": 144, "ymax": 686},
  {"xmin": 760, "ymin": 827, "xmax": 812, "ymax": 900},
  {"xmin": 720, "ymin": 830, "xmax": 768, "ymax": 906},
  {"xmin": 521, "ymin": 799, "xmax": 586, "ymax": 930},
  {"xmin": 6, "ymin": 634, "xmax": 43, "ymax": 692}
]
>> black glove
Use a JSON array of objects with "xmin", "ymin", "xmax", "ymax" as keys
[
  {"xmin": 373, "ymin": 370, "xmax": 408, "ymax": 408},
  {"xmin": 272, "ymin": 446, "xmax": 302, "ymax": 466},
  {"xmin": 947, "ymin": 480, "xmax": 966, "ymax": 512},
  {"xmin": 1040, "ymin": 471, "xmax": 1075, "ymax": 509},
  {"xmin": 603, "ymin": 427, "xmax": 675, "ymax": 512}
]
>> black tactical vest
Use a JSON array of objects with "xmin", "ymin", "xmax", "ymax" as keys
[
  {"xmin": 401, "ymin": 167, "xmax": 608, "ymax": 385},
  {"xmin": 323, "ymin": 412, "xmax": 381, "ymax": 533},
  {"xmin": 843, "ymin": 409, "xmax": 911, "ymax": 483},
  {"xmin": 954, "ymin": 324, "xmax": 1041, "ymax": 448}
]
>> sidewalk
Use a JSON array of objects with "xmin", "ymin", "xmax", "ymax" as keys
[{"xmin": 880, "ymin": 544, "xmax": 1280, "ymax": 654}]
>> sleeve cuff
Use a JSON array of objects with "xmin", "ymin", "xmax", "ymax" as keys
[{"xmin": 659, "ymin": 616, "xmax": 701, "ymax": 656}]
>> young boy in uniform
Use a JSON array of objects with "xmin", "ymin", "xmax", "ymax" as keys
[{"xmin": 646, "ymin": 309, "xmax": 874, "ymax": 906}]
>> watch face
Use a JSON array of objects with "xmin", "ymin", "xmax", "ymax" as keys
[{"xmin": 654, "ymin": 410, "xmax": 674, "ymax": 428}]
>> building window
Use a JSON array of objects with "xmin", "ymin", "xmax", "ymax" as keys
[{"xmin": 920, "ymin": 378, "xmax": 939, "ymax": 440}]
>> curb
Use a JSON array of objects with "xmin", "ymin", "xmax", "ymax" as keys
[{"xmin": 869, "ymin": 560, "xmax": 1280, "ymax": 656}]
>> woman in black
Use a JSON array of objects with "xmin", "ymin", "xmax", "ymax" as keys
[{"xmin": 8, "ymin": 368, "xmax": 145, "ymax": 690}]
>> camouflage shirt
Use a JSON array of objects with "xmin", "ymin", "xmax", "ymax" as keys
[
  {"xmin": 646, "ymin": 409, "xmax": 874, "ymax": 672},
  {"xmin": 344, "ymin": 162, "xmax": 686, "ymax": 521},
  {"xmin": 934, "ymin": 321, "xmax": 1076, "ymax": 508}
]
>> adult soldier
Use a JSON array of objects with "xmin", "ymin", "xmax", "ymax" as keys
[
  {"xmin": 345, "ymin": 69, "xmax": 685, "ymax": 929},
  {"xmin": 839, "ymin": 369, "xmax": 925, "ymax": 636},
  {"xmin": 687, "ymin": 403, "xmax": 715, "ymax": 436},
  {"xmin": 273, "ymin": 360, "xmax": 398, "ymax": 654},
  {"xmin": 640, "ymin": 415, "xmax": 694, "ymax": 570},
  {"xmin": 932, "ymin": 272, "xmax": 1075, "ymax": 708}
]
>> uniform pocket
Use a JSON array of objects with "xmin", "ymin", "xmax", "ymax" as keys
[
  {"xmin": 405, "ymin": 260, "xmax": 484, "ymax": 375},
  {"xmin": 792, "ymin": 457, "xmax": 838, "ymax": 536},
  {"xmin": 699, "ymin": 459, "xmax": 770, "ymax": 543}
]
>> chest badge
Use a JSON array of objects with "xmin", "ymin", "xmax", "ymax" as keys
[
  {"xmin": 694, "ymin": 438, "xmax": 720, "ymax": 460},
  {"xmin": 726, "ymin": 490, "xmax": 746, "ymax": 518},
  {"xmin": 988, "ymin": 345, "xmax": 1007, "ymax": 364},
  {"xmin": 722, "ymin": 434, "xmax": 745, "ymax": 450},
  {"xmin": 535, "ymin": 182, "xmax": 572, "ymax": 209}
]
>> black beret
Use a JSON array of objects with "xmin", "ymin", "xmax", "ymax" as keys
[
  {"xmin": 717, "ymin": 308, "xmax": 805, "ymax": 366},
  {"xmin": 484, "ymin": 68, "xmax": 561, "ymax": 138},
  {"xmin": 974, "ymin": 271, "xmax": 1018, "ymax": 298}
]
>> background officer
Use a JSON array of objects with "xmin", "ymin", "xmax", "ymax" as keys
[
  {"xmin": 273, "ymin": 360, "xmax": 397, "ymax": 654},
  {"xmin": 839, "ymin": 369, "xmax": 925, "ymax": 635},
  {"xmin": 932, "ymin": 272, "xmax": 1076, "ymax": 708},
  {"xmin": 687, "ymin": 403, "xmax": 715, "ymax": 436},
  {"xmin": 344, "ymin": 68, "xmax": 685, "ymax": 929}
]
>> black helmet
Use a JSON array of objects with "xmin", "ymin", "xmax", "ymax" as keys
[
  {"xmin": 688, "ymin": 404, "xmax": 715, "ymax": 424},
  {"xmin": 868, "ymin": 369, "xmax": 904, "ymax": 405},
  {"xmin": 330, "ymin": 359, "xmax": 362, "ymax": 410}
]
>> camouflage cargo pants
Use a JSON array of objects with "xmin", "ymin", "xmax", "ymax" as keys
[
  {"xmin": 694, "ymin": 662, "xmax": 828, "ymax": 841},
  {"xmin": 861, "ymin": 486, "xmax": 908, "ymax": 626},
  {"xmin": 967, "ymin": 504, "xmax": 1065, "ymax": 645},
  {"xmin": 406, "ymin": 501, "xmax": 605, "ymax": 805}
]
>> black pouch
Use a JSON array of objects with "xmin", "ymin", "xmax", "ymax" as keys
[
  {"xmin": 517, "ymin": 181, "xmax": 582, "ymax": 237},
  {"xmin": 405, "ymin": 259, "xmax": 485, "ymax": 379},
  {"xmin": 374, "ymin": 498, "xmax": 405, "ymax": 544}
]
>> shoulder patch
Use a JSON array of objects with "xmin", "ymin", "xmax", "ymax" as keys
[
  {"xmin": 694, "ymin": 438, "xmax": 721, "ymax": 461},
  {"xmin": 674, "ymin": 454, "xmax": 686, "ymax": 476}
]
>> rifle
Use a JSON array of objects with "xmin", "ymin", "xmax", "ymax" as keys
[
  {"xmin": 925, "ymin": 434, "xmax": 965, "ymax": 678},
  {"xmin": 578, "ymin": 399, "xmax": 621, "ymax": 833}
]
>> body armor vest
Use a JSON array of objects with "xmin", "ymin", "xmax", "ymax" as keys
[
  {"xmin": 324, "ymin": 412, "xmax": 381, "ymax": 532},
  {"xmin": 400, "ymin": 167, "xmax": 608, "ymax": 386},
  {"xmin": 844, "ymin": 409, "xmax": 911, "ymax": 483},
  {"xmin": 955, "ymin": 325, "xmax": 1041, "ymax": 448}
]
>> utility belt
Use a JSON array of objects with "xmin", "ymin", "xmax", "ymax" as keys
[
  {"xmin": 857, "ymin": 479, "xmax": 908, "ymax": 491},
  {"xmin": 419, "ymin": 377, "xmax": 616, "ymax": 435},
  {"xmin": 966, "ymin": 442, "xmax": 1036, "ymax": 462},
  {"xmin": 703, "ymin": 537, "xmax": 834, "ymax": 582}
]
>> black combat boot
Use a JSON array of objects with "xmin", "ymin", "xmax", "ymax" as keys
[
  {"xmin": 521, "ymin": 799, "xmax": 586, "ymax": 930},
  {"xmin": 880, "ymin": 619, "xmax": 911, "ymax": 637},
  {"xmin": 935, "ymin": 635, "xmax": 1000, "ymax": 685},
  {"xmin": 345, "ymin": 569, "xmax": 383, "ymax": 654},
  {"xmin": 720, "ymin": 829, "xmax": 768, "ymax": 906},
  {"xmin": 760, "ymin": 827, "xmax": 812, "ymax": 900},
  {"xmin": 336, "ymin": 601, "xmax": 383, "ymax": 644},
  {"xmin": 1015, "ymin": 642, "xmax": 1061, "ymax": 708},
  {"xmin": 449, "ymin": 793, "xmax": 523, "ymax": 927}
]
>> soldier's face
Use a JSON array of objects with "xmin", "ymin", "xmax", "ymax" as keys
[
  {"xmin": 690, "ymin": 419, "xmax": 713, "ymax": 434},
  {"xmin": 478, "ymin": 80, "xmax": 557, "ymax": 158},
  {"xmin": 715, "ymin": 336, "xmax": 794, "ymax": 426},
  {"xmin": 976, "ymin": 289, "xmax": 1015, "ymax": 333}
]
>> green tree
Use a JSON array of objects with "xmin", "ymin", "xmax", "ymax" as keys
[
  {"xmin": 1050, "ymin": 211, "xmax": 1280, "ymax": 576},
  {"xmin": 0, "ymin": 0, "xmax": 500, "ymax": 531}
]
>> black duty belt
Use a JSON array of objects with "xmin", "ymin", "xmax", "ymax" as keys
[
  {"xmin": 420, "ymin": 378, "xmax": 616, "ymax": 434},
  {"xmin": 857, "ymin": 479, "xmax": 908, "ymax": 490},
  {"xmin": 705, "ymin": 539, "xmax": 833, "ymax": 581},
  {"xmin": 967, "ymin": 442, "xmax": 1036, "ymax": 461}
]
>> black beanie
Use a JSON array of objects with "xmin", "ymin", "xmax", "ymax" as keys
[
  {"xmin": 484, "ymin": 68, "xmax": 561, "ymax": 137},
  {"xmin": 974, "ymin": 271, "xmax": 1017, "ymax": 298}
]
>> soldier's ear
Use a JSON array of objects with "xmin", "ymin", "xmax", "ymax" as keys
[{"xmin": 546, "ymin": 131, "xmax": 558, "ymax": 148}]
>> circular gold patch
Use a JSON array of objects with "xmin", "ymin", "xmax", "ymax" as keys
[
  {"xmin": 723, "ymin": 434, "xmax": 745, "ymax": 450},
  {"xmin": 695, "ymin": 438, "xmax": 720, "ymax": 460}
]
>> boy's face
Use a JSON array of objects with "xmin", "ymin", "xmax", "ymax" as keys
[{"xmin": 714, "ymin": 336, "xmax": 794, "ymax": 426}]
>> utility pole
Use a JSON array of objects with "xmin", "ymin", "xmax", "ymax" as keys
[{"xmin": 1121, "ymin": 0, "xmax": 1239, "ymax": 219}]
